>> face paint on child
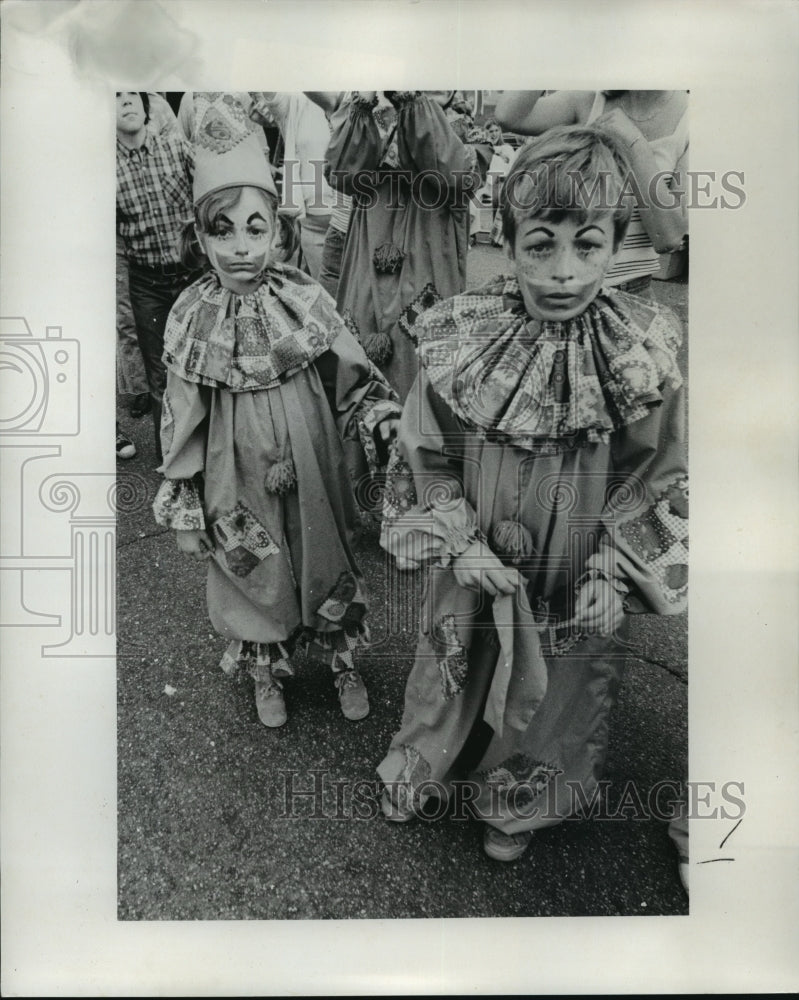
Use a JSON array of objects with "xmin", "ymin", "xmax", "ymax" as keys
[
  {"xmin": 198, "ymin": 187, "xmax": 276, "ymax": 294},
  {"xmin": 511, "ymin": 213, "xmax": 616, "ymax": 322}
]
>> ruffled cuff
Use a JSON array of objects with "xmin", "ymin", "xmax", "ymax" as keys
[
  {"xmin": 381, "ymin": 494, "xmax": 481, "ymax": 570},
  {"xmin": 577, "ymin": 566, "xmax": 631, "ymax": 601},
  {"xmin": 579, "ymin": 544, "xmax": 632, "ymax": 606},
  {"xmin": 351, "ymin": 91, "xmax": 379, "ymax": 113},
  {"xmin": 386, "ymin": 90, "xmax": 422, "ymax": 109},
  {"xmin": 298, "ymin": 622, "xmax": 370, "ymax": 673},
  {"xmin": 220, "ymin": 638, "xmax": 294, "ymax": 682},
  {"xmin": 152, "ymin": 476, "xmax": 206, "ymax": 530},
  {"xmin": 434, "ymin": 505, "xmax": 484, "ymax": 566}
]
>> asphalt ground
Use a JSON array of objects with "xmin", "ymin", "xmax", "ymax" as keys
[{"xmin": 116, "ymin": 244, "xmax": 689, "ymax": 919}]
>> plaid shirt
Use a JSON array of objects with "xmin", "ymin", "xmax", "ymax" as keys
[{"xmin": 116, "ymin": 129, "xmax": 194, "ymax": 269}]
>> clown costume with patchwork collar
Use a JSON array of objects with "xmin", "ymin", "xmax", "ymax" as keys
[
  {"xmin": 153, "ymin": 264, "xmax": 399, "ymax": 679},
  {"xmin": 377, "ymin": 276, "xmax": 688, "ymax": 832}
]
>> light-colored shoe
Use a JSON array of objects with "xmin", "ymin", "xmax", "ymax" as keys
[
  {"xmin": 483, "ymin": 826, "xmax": 533, "ymax": 862},
  {"xmin": 254, "ymin": 679, "xmax": 287, "ymax": 728},
  {"xmin": 335, "ymin": 669, "xmax": 369, "ymax": 721},
  {"xmin": 380, "ymin": 788, "xmax": 415, "ymax": 823},
  {"xmin": 116, "ymin": 432, "xmax": 136, "ymax": 460}
]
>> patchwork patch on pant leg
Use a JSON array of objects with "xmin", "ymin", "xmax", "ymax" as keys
[
  {"xmin": 433, "ymin": 614, "xmax": 468, "ymax": 699},
  {"xmin": 316, "ymin": 570, "xmax": 368, "ymax": 627},
  {"xmin": 211, "ymin": 501, "xmax": 279, "ymax": 577}
]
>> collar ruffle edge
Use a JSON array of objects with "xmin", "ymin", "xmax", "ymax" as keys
[
  {"xmin": 418, "ymin": 277, "xmax": 683, "ymax": 454},
  {"xmin": 163, "ymin": 265, "xmax": 343, "ymax": 391}
]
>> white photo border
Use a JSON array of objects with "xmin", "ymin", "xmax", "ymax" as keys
[{"xmin": 1, "ymin": 0, "xmax": 797, "ymax": 994}]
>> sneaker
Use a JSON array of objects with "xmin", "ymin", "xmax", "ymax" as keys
[
  {"xmin": 335, "ymin": 669, "xmax": 369, "ymax": 721},
  {"xmin": 116, "ymin": 432, "xmax": 136, "ymax": 460},
  {"xmin": 254, "ymin": 679, "xmax": 287, "ymax": 728},
  {"xmin": 483, "ymin": 826, "xmax": 533, "ymax": 862}
]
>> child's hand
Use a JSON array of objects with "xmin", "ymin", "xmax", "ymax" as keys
[
  {"xmin": 593, "ymin": 107, "xmax": 641, "ymax": 147},
  {"xmin": 453, "ymin": 540, "xmax": 521, "ymax": 597},
  {"xmin": 574, "ymin": 577, "xmax": 625, "ymax": 635},
  {"xmin": 377, "ymin": 417, "xmax": 399, "ymax": 443},
  {"xmin": 175, "ymin": 528, "xmax": 215, "ymax": 562}
]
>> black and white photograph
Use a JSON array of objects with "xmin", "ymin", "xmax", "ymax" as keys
[
  {"xmin": 115, "ymin": 86, "xmax": 691, "ymax": 921},
  {"xmin": 2, "ymin": 1, "xmax": 798, "ymax": 995}
]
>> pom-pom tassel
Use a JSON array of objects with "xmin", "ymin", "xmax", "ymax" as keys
[
  {"xmin": 490, "ymin": 519, "xmax": 535, "ymax": 564},
  {"xmin": 265, "ymin": 459, "xmax": 297, "ymax": 495},
  {"xmin": 373, "ymin": 242, "xmax": 405, "ymax": 274},
  {"xmin": 363, "ymin": 330, "xmax": 394, "ymax": 367}
]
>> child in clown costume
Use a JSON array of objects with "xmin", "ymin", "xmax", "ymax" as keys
[
  {"xmin": 153, "ymin": 95, "xmax": 399, "ymax": 728},
  {"xmin": 377, "ymin": 126, "xmax": 688, "ymax": 863}
]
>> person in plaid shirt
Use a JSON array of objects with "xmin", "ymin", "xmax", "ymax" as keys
[{"xmin": 116, "ymin": 91, "xmax": 197, "ymax": 462}]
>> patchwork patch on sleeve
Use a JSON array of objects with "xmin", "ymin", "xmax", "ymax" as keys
[
  {"xmin": 382, "ymin": 449, "xmax": 418, "ymax": 523},
  {"xmin": 397, "ymin": 282, "xmax": 442, "ymax": 345},
  {"xmin": 619, "ymin": 476, "xmax": 689, "ymax": 603},
  {"xmin": 341, "ymin": 309, "xmax": 362, "ymax": 342},
  {"xmin": 211, "ymin": 501, "xmax": 279, "ymax": 577}
]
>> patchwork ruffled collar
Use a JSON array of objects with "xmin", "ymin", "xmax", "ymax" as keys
[
  {"xmin": 163, "ymin": 265, "xmax": 343, "ymax": 391},
  {"xmin": 418, "ymin": 276, "xmax": 683, "ymax": 454}
]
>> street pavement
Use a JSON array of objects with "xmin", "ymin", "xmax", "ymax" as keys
[{"xmin": 116, "ymin": 245, "xmax": 688, "ymax": 919}]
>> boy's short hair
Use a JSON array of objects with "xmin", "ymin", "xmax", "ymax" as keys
[
  {"xmin": 139, "ymin": 92, "xmax": 150, "ymax": 125},
  {"xmin": 500, "ymin": 125, "xmax": 634, "ymax": 251}
]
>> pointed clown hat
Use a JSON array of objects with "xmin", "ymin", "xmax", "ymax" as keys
[{"xmin": 192, "ymin": 92, "xmax": 278, "ymax": 205}]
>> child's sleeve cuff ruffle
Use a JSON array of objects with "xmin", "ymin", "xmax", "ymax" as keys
[
  {"xmin": 381, "ymin": 495, "xmax": 481, "ymax": 570},
  {"xmin": 576, "ymin": 565, "xmax": 631, "ymax": 607},
  {"xmin": 435, "ymin": 505, "xmax": 484, "ymax": 567},
  {"xmin": 388, "ymin": 90, "xmax": 423, "ymax": 109},
  {"xmin": 351, "ymin": 91, "xmax": 379, "ymax": 113},
  {"xmin": 153, "ymin": 476, "xmax": 205, "ymax": 531}
]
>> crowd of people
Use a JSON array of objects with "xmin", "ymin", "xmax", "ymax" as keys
[{"xmin": 116, "ymin": 90, "xmax": 689, "ymax": 878}]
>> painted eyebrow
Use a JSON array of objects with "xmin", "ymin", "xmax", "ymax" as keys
[
  {"xmin": 217, "ymin": 213, "xmax": 267, "ymax": 226},
  {"xmin": 575, "ymin": 225, "xmax": 607, "ymax": 237},
  {"xmin": 521, "ymin": 227, "xmax": 555, "ymax": 237}
]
